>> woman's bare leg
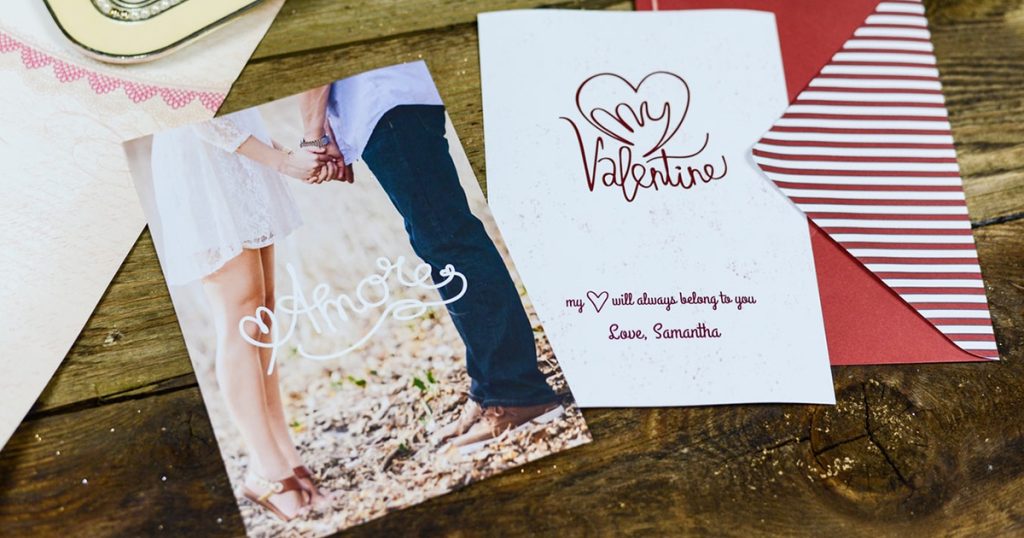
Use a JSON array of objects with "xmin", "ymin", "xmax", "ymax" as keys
[
  {"xmin": 255, "ymin": 245, "xmax": 303, "ymax": 468},
  {"xmin": 256, "ymin": 246, "xmax": 331, "ymax": 505},
  {"xmin": 202, "ymin": 248, "xmax": 306, "ymax": 518}
]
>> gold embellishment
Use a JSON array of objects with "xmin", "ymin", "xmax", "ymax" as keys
[
  {"xmin": 92, "ymin": 0, "xmax": 188, "ymax": 21},
  {"xmin": 251, "ymin": 474, "xmax": 285, "ymax": 501}
]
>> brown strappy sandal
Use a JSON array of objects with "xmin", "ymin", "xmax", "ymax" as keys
[
  {"xmin": 241, "ymin": 474, "xmax": 311, "ymax": 522},
  {"xmin": 293, "ymin": 465, "xmax": 331, "ymax": 508}
]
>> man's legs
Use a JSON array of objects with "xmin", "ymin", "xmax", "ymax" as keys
[{"xmin": 361, "ymin": 105, "xmax": 557, "ymax": 408}]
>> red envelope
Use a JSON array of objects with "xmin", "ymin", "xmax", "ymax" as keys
[{"xmin": 637, "ymin": 0, "xmax": 998, "ymax": 364}]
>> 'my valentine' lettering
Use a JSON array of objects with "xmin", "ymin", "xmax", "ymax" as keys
[{"xmin": 561, "ymin": 71, "xmax": 728, "ymax": 202}]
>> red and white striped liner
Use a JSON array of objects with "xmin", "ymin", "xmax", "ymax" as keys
[{"xmin": 752, "ymin": 0, "xmax": 997, "ymax": 359}]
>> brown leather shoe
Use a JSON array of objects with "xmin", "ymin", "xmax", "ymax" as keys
[
  {"xmin": 449, "ymin": 402, "xmax": 564, "ymax": 454},
  {"xmin": 434, "ymin": 399, "xmax": 484, "ymax": 443},
  {"xmin": 293, "ymin": 465, "xmax": 332, "ymax": 509}
]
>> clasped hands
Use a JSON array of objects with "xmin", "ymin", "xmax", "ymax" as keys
[{"xmin": 273, "ymin": 137, "xmax": 354, "ymax": 185}]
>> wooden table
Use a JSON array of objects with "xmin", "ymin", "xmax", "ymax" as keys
[{"xmin": 2, "ymin": 0, "xmax": 1023, "ymax": 535}]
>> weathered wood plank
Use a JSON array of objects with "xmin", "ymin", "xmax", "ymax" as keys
[
  {"xmin": 30, "ymin": 231, "xmax": 194, "ymax": 414},
  {"xmin": 929, "ymin": 0, "xmax": 1024, "ymax": 224},
  {"xmin": 250, "ymin": 0, "xmax": 625, "ymax": 60},
  {"xmin": 2, "ymin": 216, "xmax": 1020, "ymax": 537},
  {"xmin": 0, "ymin": 387, "xmax": 242, "ymax": 537}
]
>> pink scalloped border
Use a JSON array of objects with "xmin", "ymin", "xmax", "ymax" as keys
[{"xmin": 0, "ymin": 31, "xmax": 224, "ymax": 112}]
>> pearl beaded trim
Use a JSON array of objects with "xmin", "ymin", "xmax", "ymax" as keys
[{"xmin": 92, "ymin": 0, "xmax": 187, "ymax": 21}]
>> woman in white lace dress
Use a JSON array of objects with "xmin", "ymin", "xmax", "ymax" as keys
[{"xmin": 151, "ymin": 108, "xmax": 335, "ymax": 521}]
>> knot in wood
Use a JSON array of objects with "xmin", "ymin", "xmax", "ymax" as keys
[{"xmin": 808, "ymin": 381, "xmax": 953, "ymax": 519}]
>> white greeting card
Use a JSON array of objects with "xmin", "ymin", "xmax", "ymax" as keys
[{"xmin": 479, "ymin": 10, "xmax": 835, "ymax": 407}]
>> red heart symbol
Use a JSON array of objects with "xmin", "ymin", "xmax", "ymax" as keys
[
  {"xmin": 576, "ymin": 71, "xmax": 691, "ymax": 158},
  {"xmin": 587, "ymin": 290, "xmax": 610, "ymax": 313}
]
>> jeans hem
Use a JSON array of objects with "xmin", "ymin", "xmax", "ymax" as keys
[{"xmin": 468, "ymin": 391, "xmax": 561, "ymax": 408}]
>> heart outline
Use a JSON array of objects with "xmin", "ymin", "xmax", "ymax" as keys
[
  {"xmin": 586, "ymin": 290, "xmax": 610, "ymax": 313},
  {"xmin": 575, "ymin": 71, "xmax": 691, "ymax": 158}
]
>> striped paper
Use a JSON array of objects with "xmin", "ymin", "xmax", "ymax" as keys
[{"xmin": 752, "ymin": 0, "xmax": 997, "ymax": 359}]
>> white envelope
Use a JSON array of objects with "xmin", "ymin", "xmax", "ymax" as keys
[
  {"xmin": 0, "ymin": 0, "xmax": 283, "ymax": 448},
  {"xmin": 478, "ymin": 10, "xmax": 836, "ymax": 407}
]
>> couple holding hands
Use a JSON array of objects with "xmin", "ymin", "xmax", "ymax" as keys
[{"xmin": 149, "ymin": 62, "xmax": 563, "ymax": 522}]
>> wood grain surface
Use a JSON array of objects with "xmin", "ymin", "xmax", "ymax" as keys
[{"xmin": 2, "ymin": 0, "xmax": 1023, "ymax": 536}]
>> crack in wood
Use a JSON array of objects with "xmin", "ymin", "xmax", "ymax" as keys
[
  {"xmin": 862, "ymin": 383, "xmax": 912, "ymax": 489},
  {"xmin": 26, "ymin": 374, "xmax": 199, "ymax": 421},
  {"xmin": 812, "ymin": 433, "xmax": 870, "ymax": 457},
  {"xmin": 760, "ymin": 435, "xmax": 811, "ymax": 454},
  {"xmin": 974, "ymin": 211, "xmax": 1024, "ymax": 228}
]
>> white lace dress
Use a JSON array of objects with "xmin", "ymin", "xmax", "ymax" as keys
[{"xmin": 150, "ymin": 108, "xmax": 302, "ymax": 286}]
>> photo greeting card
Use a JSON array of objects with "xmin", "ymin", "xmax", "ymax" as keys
[
  {"xmin": 478, "ymin": 10, "xmax": 837, "ymax": 407},
  {"xmin": 125, "ymin": 61, "xmax": 590, "ymax": 537}
]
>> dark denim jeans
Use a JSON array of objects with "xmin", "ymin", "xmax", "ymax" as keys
[{"xmin": 362, "ymin": 105, "xmax": 557, "ymax": 407}]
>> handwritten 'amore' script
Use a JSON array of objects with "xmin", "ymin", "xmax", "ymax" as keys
[
  {"xmin": 238, "ymin": 257, "xmax": 467, "ymax": 374},
  {"xmin": 561, "ymin": 71, "xmax": 728, "ymax": 202}
]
